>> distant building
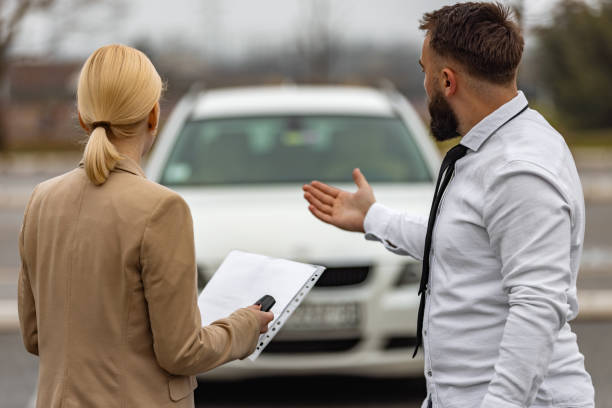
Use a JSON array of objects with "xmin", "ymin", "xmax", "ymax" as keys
[
  {"xmin": 1, "ymin": 58, "xmax": 189, "ymax": 150},
  {"xmin": 3, "ymin": 59, "xmax": 82, "ymax": 149}
]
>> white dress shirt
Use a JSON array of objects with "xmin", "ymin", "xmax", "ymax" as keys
[{"xmin": 364, "ymin": 91, "xmax": 594, "ymax": 408}]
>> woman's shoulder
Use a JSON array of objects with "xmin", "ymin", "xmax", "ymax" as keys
[
  {"xmin": 109, "ymin": 175, "xmax": 192, "ymax": 221},
  {"xmin": 138, "ymin": 178, "xmax": 189, "ymax": 210},
  {"xmin": 30, "ymin": 166, "xmax": 187, "ymax": 216},
  {"xmin": 126, "ymin": 173, "xmax": 183, "ymax": 198},
  {"xmin": 27, "ymin": 168, "xmax": 82, "ymax": 205}
]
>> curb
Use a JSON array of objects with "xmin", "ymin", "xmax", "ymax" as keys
[
  {"xmin": 573, "ymin": 148, "xmax": 612, "ymax": 172},
  {"xmin": 0, "ymin": 190, "xmax": 32, "ymax": 210},
  {"xmin": 575, "ymin": 290, "xmax": 612, "ymax": 321},
  {"xmin": 0, "ymin": 152, "xmax": 81, "ymax": 176},
  {"xmin": 0, "ymin": 290, "xmax": 611, "ymax": 333},
  {"xmin": 0, "ymin": 299, "xmax": 18, "ymax": 332},
  {"xmin": 582, "ymin": 177, "xmax": 612, "ymax": 204}
]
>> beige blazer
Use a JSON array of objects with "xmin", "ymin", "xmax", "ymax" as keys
[{"xmin": 18, "ymin": 157, "xmax": 260, "ymax": 408}]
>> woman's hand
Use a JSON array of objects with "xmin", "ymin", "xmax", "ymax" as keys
[
  {"xmin": 246, "ymin": 305, "xmax": 274, "ymax": 333},
  {"xmin": 302, "ymin": 168, "xmax": 376, "ymax": 233}
]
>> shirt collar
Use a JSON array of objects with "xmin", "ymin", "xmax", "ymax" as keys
[
  {"xmin": 460, "ymin": 90, "xmax": 529, "ymax": 152},
  {"xmin": 78, "ymin": 155, "xmax": 146, "ymax": 178}
]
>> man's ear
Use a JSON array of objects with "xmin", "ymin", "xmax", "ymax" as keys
[
  {"xmin": 441, "ymin": 68, "xmax": 458, "ymax": 97},
  {"xmin": 78, "ymin": 112, "xmax": 90, "ymax": 132},
  {"xmin": 148, "ymin": 102, "xmax": 160, "ymax": 131}
]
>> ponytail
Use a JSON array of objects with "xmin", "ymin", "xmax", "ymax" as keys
[
  {"xmin": 77, "ymin": 44, "xmax": 162, "ymax": 186},
  {"xmin": 83, "ymin": 126, "xmax": 122, "ymax": 185}
]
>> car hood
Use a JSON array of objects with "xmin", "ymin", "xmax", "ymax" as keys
[{"xmin": 172, "ymin": 183, "xmax": 433, "ymax": 270}]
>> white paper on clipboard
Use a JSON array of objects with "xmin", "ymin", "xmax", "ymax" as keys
[{"xmin": 197, "ymin": 250, "xmax": 325, "ymax": 361}]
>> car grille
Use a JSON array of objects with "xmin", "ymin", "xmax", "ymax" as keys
[
  {"xmin": 314, "ymin": 266, "xmax": 371, "ymax": 287},
  {"xmin": 263, "ymin": 338, "xmax": 361, "ymax": 354}
]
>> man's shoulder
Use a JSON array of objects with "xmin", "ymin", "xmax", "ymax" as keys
[
  {"xmin": 475, "ymin": 108, "xmax": 584, "ymax": 205},
  {"xmin": 485, "ymin": 108, "xmax": 574, "ymax": 177}
]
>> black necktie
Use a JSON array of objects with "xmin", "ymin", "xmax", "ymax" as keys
[
  {"xmin": 412, "ymin": 104, "xmax": 529, "ymax": 358},
  {"xmin": 413, "ymin": 143, "xmax": 468, "ymax": 357}
]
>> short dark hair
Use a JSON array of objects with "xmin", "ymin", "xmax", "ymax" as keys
[{"xmin": 420, "ymin": 2, "xmax": 524, "ymax": 84}]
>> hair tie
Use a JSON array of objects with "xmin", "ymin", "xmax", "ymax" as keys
[{"xmin": 91, "ymin": 121, "xmax": 112, "ymax": 132}]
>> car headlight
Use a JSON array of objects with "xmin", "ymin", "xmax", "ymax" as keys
[{"xmin": 394, "ymin": 262, "xmax": 421, "ymax": 287}]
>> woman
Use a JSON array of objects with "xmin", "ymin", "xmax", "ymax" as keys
[{"xmin": 17, "ymin": 44, "xmax": 274, "ymax": 407}]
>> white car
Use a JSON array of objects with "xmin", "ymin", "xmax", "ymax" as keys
[{"xmin": 145, "ymin": 84, "xmax": 440, "ymax": 379}]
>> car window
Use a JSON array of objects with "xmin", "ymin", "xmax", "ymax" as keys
[{"xmin": 160, "ymin": 115, "xmax": 432, "ymax": 185}]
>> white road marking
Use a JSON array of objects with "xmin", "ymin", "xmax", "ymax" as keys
[{"xmin": 25, "ymin": 385, "xmax": 37, "ymax": 408}]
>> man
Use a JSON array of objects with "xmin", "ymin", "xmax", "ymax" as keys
[{"xmin": 303, "ymin": 2, "xmax": 594, "ymax": 408}]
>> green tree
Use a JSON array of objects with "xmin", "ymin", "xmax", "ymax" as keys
[{"xmin": 534, "ymin": 0, "xmax": 612, "ymax": 129}]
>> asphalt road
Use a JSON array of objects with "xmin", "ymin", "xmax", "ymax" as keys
[
  {"xmin": 192, "ymin": 321, "xmax": 612, "ymax": 407},
  {"xmin": 4, "ymin": 321, "xmax": 610, "ymax": 408}
]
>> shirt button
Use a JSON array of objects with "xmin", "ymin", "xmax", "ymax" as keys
[
  {"xmin": 424, "ymin": 329, "xmax": 428, "ymax": 336},
  {"xmin": 427, "ymin": 370, "xmax": 433, "ymax": 377},
  {"xmin": 426, "ymin": 288, "xmax": 431, "ymax": 296}
]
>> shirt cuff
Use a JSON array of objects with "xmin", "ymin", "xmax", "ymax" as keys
[
  {"xmin": 480, "ymin": 394, "xmax": 522, "ymax": 408},
  {"xmin": 363, "ymin": 202, "xmax": 395, "ymax": 243}
]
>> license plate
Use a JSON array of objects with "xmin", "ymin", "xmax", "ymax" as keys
[{"xmin": 283, "ymin": 303, "xmax": 361, "ymax": 330}]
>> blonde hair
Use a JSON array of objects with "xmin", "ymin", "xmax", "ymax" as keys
[{"xmin": 78, "ymin": 44, "xmax": 162, "ymax": 185}]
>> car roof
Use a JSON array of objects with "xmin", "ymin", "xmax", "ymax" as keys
[{"xmin": 190, "ymin": 85, "xmax": 396, "ymax": 119}]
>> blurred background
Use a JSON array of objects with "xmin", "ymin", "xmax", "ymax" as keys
[{"xmin": 1, "ymin": 0, "xmax": 611, "ymax": 407}]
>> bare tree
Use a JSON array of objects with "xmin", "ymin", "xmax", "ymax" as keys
[
  {"xmin": 0, "ymin": 1, "xmax": 55, "ymax": 63},
  {"xmin": 0, "ymin": 1, "xmax": 58, "ymax": 149},
  {"xmin": 509, "ymin": 0, "xmax": 525, "ymax": 33},
  {"xmin": 294, "ymin": 0, "xmax": 342, "ymax": 82},
  {"xmin": 0, "ymin": 0, "xmax": 121, "ymax": 150},
  {"xmin": 198, "ymin": 0, "xmax": 222, "ymax": 64}
]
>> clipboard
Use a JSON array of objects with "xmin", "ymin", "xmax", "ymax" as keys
[{"xmin": 197, "ymin": 250, "xmax": 326, "ymax": 360}]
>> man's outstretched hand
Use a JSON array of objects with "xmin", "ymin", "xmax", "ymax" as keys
[{"xmin": 302, "ymin": 168, "xmax": 376, "ymax": 233}]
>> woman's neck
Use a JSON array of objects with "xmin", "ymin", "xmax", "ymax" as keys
[{"xmin": 111, "ymin": 128, "xmax": 148, "ymax": 166}]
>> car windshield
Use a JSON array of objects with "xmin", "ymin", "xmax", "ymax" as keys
[{"xmin": 160, "ymin": 115, "xmax": 432, "ymax": 186}]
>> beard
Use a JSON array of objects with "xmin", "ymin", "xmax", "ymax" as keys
[{"xmin": 428, "ymin": 89, "xmax": 460, "ymax": 141}]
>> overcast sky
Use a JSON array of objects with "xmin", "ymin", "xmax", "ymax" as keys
[{"xmin": 9, "ymin": 0, "xmax": 597, "ymax": 61}]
